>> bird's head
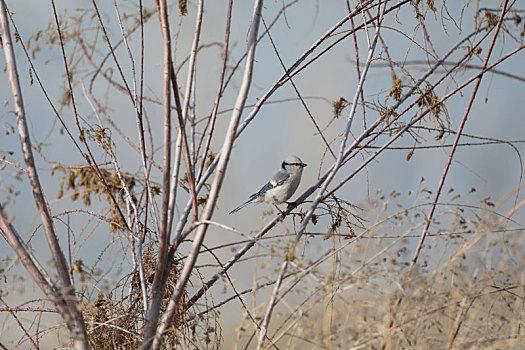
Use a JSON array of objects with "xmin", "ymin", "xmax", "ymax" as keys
[{"xmin": 281, "ymin": 155, "xmax": 307, "ymax": 174}]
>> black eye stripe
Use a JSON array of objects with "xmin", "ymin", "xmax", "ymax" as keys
[{"xmin": 283, "ymin": 162, "xmax": 303, "ymax": 166}]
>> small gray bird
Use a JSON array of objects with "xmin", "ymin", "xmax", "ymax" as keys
[{"xmin": 230, "ymin": 155, "xmax": 307, "ymax": 214}]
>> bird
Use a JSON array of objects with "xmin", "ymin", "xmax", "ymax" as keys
[{"xmin": 229, "ymin": 155, "xmax": 307, "ymax": 214}]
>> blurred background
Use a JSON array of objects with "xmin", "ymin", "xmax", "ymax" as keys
[{"xmin": 1, "ymin": 0, "xmax": 524, "ymax": 348}]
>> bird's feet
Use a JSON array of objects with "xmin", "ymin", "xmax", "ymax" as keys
[{"xmin": 273, "ymin": 204, "xmax": 287, "ymax": 218}]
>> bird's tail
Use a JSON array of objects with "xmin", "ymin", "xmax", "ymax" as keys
[{"xmin": 229, "ymin": 197, "xmax": 256, "ymax": 214}]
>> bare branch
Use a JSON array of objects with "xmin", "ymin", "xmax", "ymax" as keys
[
  {"xmin": 409, "ymin": 0, "xmax": 511, "ymax": 268},
  {"xmin": 143, "ymin": 0, "xmax": 174, "ymax": 344},
  {"xmin": 0, "ymin": 1, "xmax": 89, "ymax": 348},
  {"xmin": 149, "ymin": 1, "xmax": 264, "ymax": 348}
]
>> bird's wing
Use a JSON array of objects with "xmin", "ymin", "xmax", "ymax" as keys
[
  {"xmin": 250, "ymin": 170, "xmax": 289, "ymax": 198},
  {"xmin": 272, "ymin": 169, "xmax": 290, "ymax": 186},
  {"xmin": 230, "ymin": 170, "xmax": 290, "ymax": 214}
]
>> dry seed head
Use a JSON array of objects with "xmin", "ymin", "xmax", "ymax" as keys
[
  {"xmin": 332, "ymin": 97, "xmax": 349, "ymax": 119},
  {"xmin": 484, "ymin": 11, "xmax": 498, "ymax": 29},
  {"xmin": 388, "ymin": 78, "xmax": 403, "ymax": 101}
]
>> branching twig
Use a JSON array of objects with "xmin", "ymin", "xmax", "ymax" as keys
[
  {"xmin": 195, "ymin": 0, "xmax": 234, "ymax": 182},
  {"xmin": 257, "ymin": 4, "xmax": 387, "ymax": 347},
  {"xmin": 0, "ymin": 2, "xmax": 89, "ymax": 348},
  {"xmin": 409, "ymin": 0, "xmax": 511, "ymax": 268},
  {"xmin": 0, "ymin": 296, "xmax": 39, "ymax": 349},
  {"xmin": 149, "ymin": 1, "xmax": 264, "ymax": 348}
]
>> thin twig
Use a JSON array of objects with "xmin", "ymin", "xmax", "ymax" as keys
[
  {"xmin": 143, "ymin": 0, "xmax": 174, "ymax": 346},
  {"xmin": 0, "ymin": 2, "xmax": 90, "ymax": 348},
  {"xmin": 168, "ymin": 0, "xmax": 380, "ymax": 251},
  {"xmin": 261, "ymin": 16, "xmax": 336, "ymax": 159},
  {"xmin": 150, "ymin": 1, "xmax": 264, "ymax": 348},
  {"xmin": 175, "ymin": 0, "xmax": 203, "ymax": 222},
  {"xmin": 195, "ymin": 0, "xmax": 234, "ymax": 182},
  {"xmin": 409, "ymin": 0, "xmax": 511, "ymax": 268},
  {"xmin": 0, "ymin": 296, "xmax": 39, "ymax": 349},
  {"xmin": 257, "ymin": 4, "xmax": 387, "ymax": 347}
]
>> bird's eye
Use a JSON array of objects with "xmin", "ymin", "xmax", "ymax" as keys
[{"xmin": 282, "ymin": 161, "xmax": 304, "ymax": 167}]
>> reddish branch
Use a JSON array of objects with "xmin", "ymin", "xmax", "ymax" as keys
[
  {"xmin": 0, "ymin": 296, "xmax": 39, "ymax": 349},
  {"xmin": 409, "ymin": 0, "xmax": 511, "ymax": 267}
]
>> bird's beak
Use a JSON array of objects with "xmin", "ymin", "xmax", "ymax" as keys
[{"xmin": 301, "ymin": 163, "xmax": 307, "ymax": 167}]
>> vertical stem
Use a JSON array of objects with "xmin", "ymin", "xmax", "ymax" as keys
[
  {"xmin": 143, "ymin": 0, "xmax": 172, "ymax": 345},
  {"xmin": 177, "ymin": 0, "xmax": 204, "ymax": 220},
  {"xmin": 0, "ymin": 1, "xmax": 89, "ymax": 348},
  {"xmin": 409, "ymin": 0, "xmax": 510, "ymax": 268},
  {"xmin": 144, "ymin": 0, "xmax": 202, "ymax": 345},
  {"xmin": 148, "ymin": 1, "xmax": 264, "ymax": 348},
  {"xmin": 195, "ymin": 0, "xmax": 234, "ymax": 182}
]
